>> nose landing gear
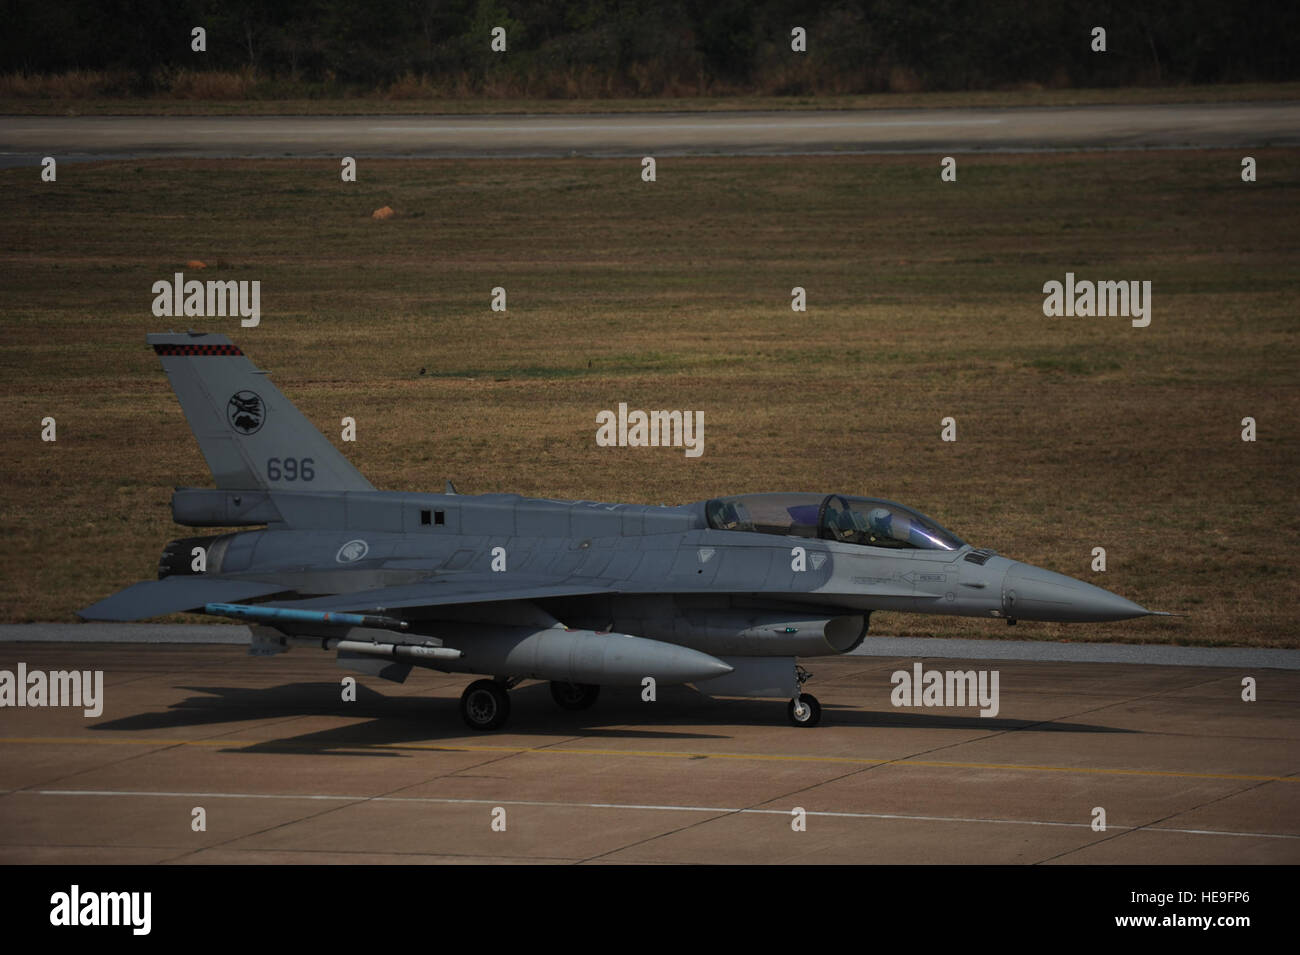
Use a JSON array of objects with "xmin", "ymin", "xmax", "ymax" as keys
[
  {"xmin": 787, "ymin": 665, "xmax": 821, "ymax": 727},
  {"xmin": 788, "ymin": 693, "xmax": 821, "ymax": 726}
]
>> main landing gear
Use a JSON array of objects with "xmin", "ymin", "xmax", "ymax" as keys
[
  {"xmin": 459, "ymin": 678, "xmax": 602, "ymax": 730},
  {"xmin": 460, "ymin": 679, "xmax": 512, "ymax": 731},
  {"xmin": 549, "ymin": 681, "xmax": 601, "ymax": 711}
]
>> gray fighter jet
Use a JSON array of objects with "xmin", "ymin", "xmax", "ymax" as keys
[{"xmin": 81, "ymin": 332, "xmax": 1167, "ymax": 729}]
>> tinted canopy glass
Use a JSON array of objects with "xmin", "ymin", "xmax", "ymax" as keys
[{"xmin": 705, "ymin": 493, "xmax": 964, "ymax": 551}]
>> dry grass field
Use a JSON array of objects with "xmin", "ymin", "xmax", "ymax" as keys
[
  {"xmin": 2, "ymin": 78, "xmax": 1297, "ymax": 114},
  {"xmin": 0, "ymin": 151, "xmax": 1295, "ymax": 645}
]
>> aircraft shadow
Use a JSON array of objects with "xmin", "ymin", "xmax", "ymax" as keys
[
  {"xmin": 90, "ymin": 681, "xmax": 1130, "ymax": 755},
  {"xmin": 92, "ymin": 681, "xmax": 733, "ymax": 753}
]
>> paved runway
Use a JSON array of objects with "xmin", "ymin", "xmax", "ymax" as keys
[
  {"xmin": 2, "ymin": 102, "xmax": 1297, "ymax": 165},
  {"xmin": 1, "ymin": 643, "xmax": 1295, "ymax": 863}
]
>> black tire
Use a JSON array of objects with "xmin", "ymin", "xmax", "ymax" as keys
[
  {"xmin": 787, "ymin": 693, "xmax": 821, "ymax": 727},
  {"xmin": 549, "ymin": 681, "xmax": 601, "ymax": 711},
  {"xmin": 460, "ymin": 679, "xmax": 511, "ymax": 731}
]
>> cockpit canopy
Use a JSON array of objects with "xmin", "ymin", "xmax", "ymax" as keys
[{"xmin": 705, "ymin": 493, "xmax": 965, "ymax": 551}]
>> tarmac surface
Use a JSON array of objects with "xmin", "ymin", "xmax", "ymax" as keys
[
  {"xmin": 1, "ymin": 642, "xmax": 1295, "ymax": 864},
  {"xmin": 2, "ymin": 102, "xmax": 1298, "ymax": 166}
]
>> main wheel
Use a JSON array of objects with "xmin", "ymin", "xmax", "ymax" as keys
[
  {"xmin": 550, "ymin": 681, "xmax": 600, "ymax": 711},
  {"xmin": 787, "ymin": 693, "xmax": 821, "ymax": 727},
  {"xmin": 460, "ymin": 679, "xmax": 511, "ymax": 731}
]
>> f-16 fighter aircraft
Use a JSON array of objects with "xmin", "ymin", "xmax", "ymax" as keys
[{"xmin": 81, "ymin": 332, "xmax": 1168, "ymax": 730}]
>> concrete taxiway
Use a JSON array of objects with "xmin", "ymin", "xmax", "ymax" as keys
[
  {"xmin": 2, "ymin": 102, "xmax": 1297, "ymax": 166},
  {"xmin": 1, "ymin": 642, "xmax": 1295, "ymax": 864}
]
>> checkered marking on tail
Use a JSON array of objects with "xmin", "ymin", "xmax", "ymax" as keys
[{"xmin": 153, "ymin": 344, "xmax": 243, "ymax": 356}]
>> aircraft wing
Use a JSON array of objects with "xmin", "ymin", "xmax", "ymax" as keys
[
  {"xmin": 246, "ymin": 572, "xmax": 922, "ymax": 616},
  {"xmin": 258, "ymin": 575, "xmax": 613, "ymax": 614},
  {"xmin": 78, "ymin": 576, "xmax": 291, "ymax": 621},
  {"xmin": 81, "ymin": 570, "xmax": 923, "ymax": 623}
]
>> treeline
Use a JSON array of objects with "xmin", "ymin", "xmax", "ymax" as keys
[{"xmin": 2, "ymin": 0, "xmax": 1295, "ymax": 97}]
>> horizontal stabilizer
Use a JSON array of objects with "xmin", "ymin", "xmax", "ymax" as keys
[{"xmin": 77, "ymin": 577, "xmax": 289, "ymax": 622}]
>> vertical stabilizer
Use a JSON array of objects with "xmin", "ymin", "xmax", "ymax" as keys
[{"xmin": 147, "ymin": 331, "xmax": 374, "ymax": 492}]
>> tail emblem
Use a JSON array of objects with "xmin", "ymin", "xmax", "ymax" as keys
[{"xmin": 227, "ymin": 390, "xmax": 265, "ymax": 434}]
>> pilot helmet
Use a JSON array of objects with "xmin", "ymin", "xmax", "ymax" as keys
[{"xmin": 867, "ymin": 507, "xmax": 892, "ymax": 533}]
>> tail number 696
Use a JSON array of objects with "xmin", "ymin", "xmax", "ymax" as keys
[{"xmin": 267, "ymin": 457, "xmax": 314, "ymax": 481}]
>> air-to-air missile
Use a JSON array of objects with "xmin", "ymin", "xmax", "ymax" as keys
[
  {"xmin": 204, "ymin": 602, "xmax": 410, "ymax": 632},
  {"xmin": 80, "ymin": 332, "xmax": 1172, "ymax": 731}
]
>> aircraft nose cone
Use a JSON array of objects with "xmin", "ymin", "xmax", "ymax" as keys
[{"xmin": 1003, "ymin": 563, "xmax": 1152, "ymax": 622}]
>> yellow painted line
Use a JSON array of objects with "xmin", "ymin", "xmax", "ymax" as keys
[
  {"xmin": 1, "ymin": 735, "xmax": 1294, "ymax": 784},
  {"xmin": 894, "ymin": 759, "xmax": 1296, "ymax": 783},
  {"xmin": 0, "ymin": 736, "xmax": 250, "ymax": 747}
]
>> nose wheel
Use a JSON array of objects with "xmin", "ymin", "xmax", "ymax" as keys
[
  {"xmin": 787, "ymin": 665, "xmax": 820, "ymax": 726},
  {"xmin": 788, "ymin": 693, "xmax": 821, "ymax": 727},
  {"xmin": 460, "ymin": 679, "xmax": 511, "ymax": 731}
]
